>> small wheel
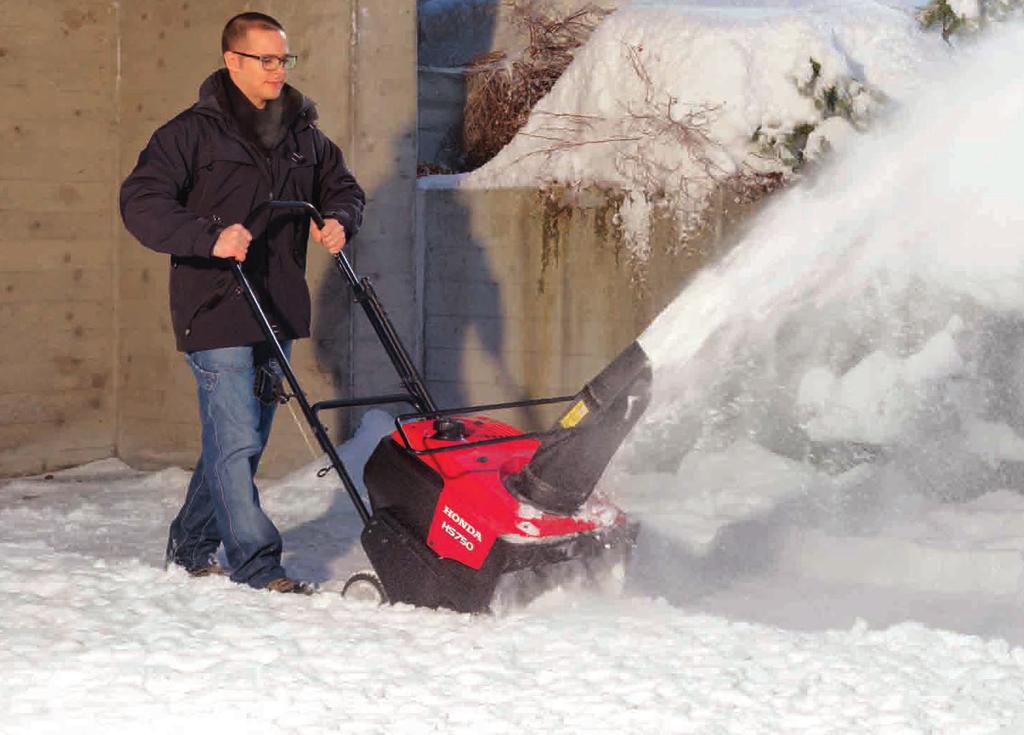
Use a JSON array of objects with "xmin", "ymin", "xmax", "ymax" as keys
[{"xmin": 341, "ymin": 570, "xmax": 388, "ymax": 605}]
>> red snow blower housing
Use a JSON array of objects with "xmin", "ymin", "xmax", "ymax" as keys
[{"xmin": 234, "ymin": 201, "xmax": 651, "ymax": 613}]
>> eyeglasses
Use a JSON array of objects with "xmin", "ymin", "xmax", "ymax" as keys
[{"xmin": 230, "ymin": 50, "xmax": 298, "ymax": 71}]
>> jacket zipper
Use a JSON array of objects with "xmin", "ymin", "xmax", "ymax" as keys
[{"xmin": 184, "ymin": 213, "xmax": 234, "ymax": 338}]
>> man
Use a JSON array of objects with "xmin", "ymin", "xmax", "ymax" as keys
[{"xmin": 120, "ymin": 12, "xmax": 365, "ymax": 594}]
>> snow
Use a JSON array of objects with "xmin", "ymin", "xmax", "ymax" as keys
[
  {"xmin": 948, "ymin": 0, "xmax": 983, "ymax": 19},
  {"xmin": 601, "ymin": 12, "xmax": 1024, "ymax": 694},
  {"xmin": 795, "ymin": 318, "xmax": 967, "ymax": 444},
  {"xmin": 8, "ymin": 451, "xmax": 1024, "ymax": 733}
]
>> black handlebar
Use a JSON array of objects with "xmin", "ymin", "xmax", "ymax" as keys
[
  {"xmin": 237, "ymin": 199, "xmax": 363, "ymax": 293},
  {"xmin": 225, "ymin": 200, "xmax": 439, "ymax": 526},
  {"xmin": 231, "ymin": 199, "xmax": 437, "ymax": 414},
  {"xmin": 241, "ymin": 199, "xmax": 326, "ymax": 232}
]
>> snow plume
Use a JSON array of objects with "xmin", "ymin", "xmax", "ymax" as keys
[
  {"xmin": 465, "ymin": 0, "xmax": 949, "ymax": 260},
  {"xmin": 610, "ymin": 23, "xmax": 1024, "ymax": 601}
]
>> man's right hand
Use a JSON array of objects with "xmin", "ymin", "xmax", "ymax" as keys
[{"xmin": 211, "ymin": 223, "xmax": 252, "ymax": 261}]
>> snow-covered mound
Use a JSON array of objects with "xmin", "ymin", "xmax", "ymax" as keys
[{"xmin": 460, "ymin": 0, "xmax": 950, "ymax": 257}]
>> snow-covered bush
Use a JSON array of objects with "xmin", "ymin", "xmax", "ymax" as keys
[
  {"xmin": 753, "ymin": 57, "xmax": 881, "ymax": 169},
  {"xmin": 917, "ymin": 0, "xmax": 1024, "ymax": 40}
]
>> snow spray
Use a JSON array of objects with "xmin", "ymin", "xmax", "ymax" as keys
[{"xmin": 606, "ymin": 24, "xmax": 1024, "ymax": 601}]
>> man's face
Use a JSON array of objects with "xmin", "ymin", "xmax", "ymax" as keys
[{"xmin": 224, "ymin": 27, "xmax": 289, "ymax": 108}]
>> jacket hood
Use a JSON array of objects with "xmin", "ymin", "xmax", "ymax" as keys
[{"xmin": 194, "ymin": 69, "xmax": 318, "ymax": 131}]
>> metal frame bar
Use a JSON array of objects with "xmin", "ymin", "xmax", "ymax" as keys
[{"xmin": 312, "ymin": 394, "xmax": 419, "ymax": 415}]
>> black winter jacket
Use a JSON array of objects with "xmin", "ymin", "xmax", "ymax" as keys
[{"xmin": 120, "ymin": 70, "xmax": 365, "ymax": 352}]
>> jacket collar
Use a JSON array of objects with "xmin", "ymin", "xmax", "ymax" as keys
[{"xmin": 193, "ymin": 69, "xmax": 318, "ymax": 132}]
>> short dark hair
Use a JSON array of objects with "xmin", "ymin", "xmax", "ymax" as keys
[{"xmin": 221, "ymin": 12, "xmax": 285, "ymax": 53}]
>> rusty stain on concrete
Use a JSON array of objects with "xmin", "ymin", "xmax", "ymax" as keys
[
  {"xmin": 58, "ymin": 184, "xmax": 80, "ymax": 205},
  {"xmin": 61, "ymin": 8, "xmax": 98, "ymax": 32},
  {"xmin": 53, "ymin": 356, "xmax": 83, "ymax": 375}
]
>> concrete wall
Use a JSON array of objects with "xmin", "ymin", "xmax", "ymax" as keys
[
  {"xmin": 418, "ymin": 185, "xmax": 750, "ymax": 430},
  {"xmin": 1, "ymin": 2, "xmax": 119, "ymax": 474},
  {"xmin": 3, "ymin": 0, "xmax": 743, "ymax": 478},
  {"xmin": 2, "ymin": 1, "xmax": 417, "ymax": 478}
]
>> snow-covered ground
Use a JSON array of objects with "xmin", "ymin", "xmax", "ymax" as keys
[{"xmin": 7, "ymin": 437, "xmax": 1024, "ymax": 734}]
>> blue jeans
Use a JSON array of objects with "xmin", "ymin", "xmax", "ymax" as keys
[{"xmin": 167, "ymin": 341, "xmax": 292, "ymax": 588}]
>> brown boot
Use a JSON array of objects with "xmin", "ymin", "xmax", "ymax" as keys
[
  {"xmin": 265, "ymin": 577, "xmax": 317, "ymax": 595},
  {"xmin": 188, "ymin": 560, "xmax": 228, "ymax": 578}
]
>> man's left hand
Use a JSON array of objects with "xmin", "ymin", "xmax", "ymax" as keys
[{"xmin": 311, "ymin": 218, "xmax": 346, "ymax": 254}]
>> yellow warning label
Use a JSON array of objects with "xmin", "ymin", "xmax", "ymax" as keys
[{"xmin": 559, "ymin": 400, "xmax": 590, "ymax": 429}]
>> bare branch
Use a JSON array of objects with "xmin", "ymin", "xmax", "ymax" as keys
[{"xmin": 462, "ymin": 1, "xmax": 612, "ymax": 169}]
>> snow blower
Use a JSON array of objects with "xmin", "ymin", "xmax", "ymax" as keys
[{"xmin": 233, "ymin": 201, "xmax": 651, "ymax": 613}]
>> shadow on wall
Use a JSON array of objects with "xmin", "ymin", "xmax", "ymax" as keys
[
  {"xmin": 309, "ymin": 125, "xmax": 419, "ymax": 436},
  {"xmin": 295, "ymin": 125, "xmax": 421, "ymax": 580},
  {"xmin": 425, "ymin": 191, "xmax": 504, "ymax": 410},
  {"xmin": 426, "ymin": 199, "xmax": 552, "ymax": 430},
  {"xmin": 279, "ymin": 2, "xmax": 517, "ymax": 576},
  {"xmin": 417, "ymin": 0, "xmax": 535, "ymax": 414},
  {"xmin": 418, "ymin": 0, "xmax": 500, "ymax": 170}
]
